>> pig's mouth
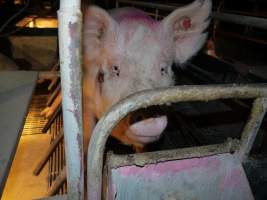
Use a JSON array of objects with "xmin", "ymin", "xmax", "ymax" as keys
[
  {"xmin": 126, "ymin": 107, "xmax": 167, "ymax": 144},
  {"xmin": 127, "ymin": 116, "xmax": 167, "ymax": 144}
]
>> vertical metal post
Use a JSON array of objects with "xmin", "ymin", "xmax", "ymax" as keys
[
  {"xmin": 238, "ymin": 98, "xmax": 267, "ymax": 162},
  {"xmin": 58, "ymin": 0, "xmax": 84, "ymax": 199},
  {"xmin": 116, "ymin": 0, "xmax": 119, "ymax": 8}
]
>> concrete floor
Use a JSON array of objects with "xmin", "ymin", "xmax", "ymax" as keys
[{"xmin": 1, "ymin": 134, "xmax": 50, "ymax": 200}]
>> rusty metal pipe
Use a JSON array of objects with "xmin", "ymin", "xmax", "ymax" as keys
[
  {"xmin": 238, "ymin": 98, "xmax": 267, "ymax": 162},
  {"xmin": 87, "ymin": 84, "xmax": 267, "ymax": 200},
  {"xmin": 58, "ymin": 0, "xmax": 84, "ymax": 199}
]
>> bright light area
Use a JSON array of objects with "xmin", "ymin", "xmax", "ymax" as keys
[{"xmin": 16, "ymin": 16, "xmax": 58, "ymax": 28}]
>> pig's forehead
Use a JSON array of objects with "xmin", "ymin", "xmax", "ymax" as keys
[
  {"xmin": 114, "ymin": 23, "xmax": 171, "ymax": 61},
  {"xmin": 117, "ymin": 22, "xmax": 157, "ymax": 43}
]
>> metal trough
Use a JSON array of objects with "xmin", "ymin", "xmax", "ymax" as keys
[
  {"xmin": 106, "ymin": 152, "xmax": 253, "ymax": 200},
  {"xmin": 87, "ymin": 84, "xmax": 267, "ymax": 200}
]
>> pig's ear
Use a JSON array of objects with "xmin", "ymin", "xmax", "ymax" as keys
[
  {"xmin": 83, "ymin": 6, "xmax": 117, "ymax": 60},
  {"xmin": 162, "ymin": 0, "xmax": 212, "ymax": 64}
]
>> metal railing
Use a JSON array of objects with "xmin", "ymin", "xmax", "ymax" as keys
[
  {"xmin": 87, "ymin": 84, "xmax": 267, "ymax": 200},
  {"xmin": 55, "ymin": 0, "xmax": 267, "ymax": 199}
]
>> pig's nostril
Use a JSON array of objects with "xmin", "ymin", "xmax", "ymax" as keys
[
  {"xmin": 113, "ymin": 66, "xmax": 119, "ymax": 70},
  {"xmin": 112, "ymin": 65, "xmax": 120, "ymax": 76}
]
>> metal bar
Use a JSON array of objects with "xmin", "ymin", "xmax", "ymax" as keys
[
  {"xmin": 213, "ymin": 12, "xmax": 267, "ymax": 30},
  {"xmin": 238, "ymin": 98, "xmax": 267, "ymax": 162},
  {"xmin": 38, "ymin": 71, "xmax": 60, "ymax": 81},
  {"xmin": 118, "ymin": 0, "xmax": 179, "ymax": 11},
  {"xmin": 33, "ymin": 130, "xmax": 64, "ymax": 175},
  {"xmin": 217, "ymin": 30, "xmax": 267, "ymax": 45},
  {"xmin": 58, "ymin": 0, "xmax": 83, "ymax": 199},
  {"xmin": 87, "ymin": 84, "xmax": 267, "ymax": 200},
  {"xmin": 48, "ymin": 127, "xmax": 53, "ymax": 189},
  {"xmin": 117, "ymin": 0, "xmax": 267, "ymax": 29},
  {"xmin": 52, "ymin": 121, "xmax": 57, "ymax": 184},
  {"xmin": 42, "ymin": 106, "xmax": 62, "ymax": 133},
  {"xmin": 107, "ymin": 139, "xmax": 239, "ymax": 168},
  {"xmin": 48, "ymin": 78, "xmax": 59, "ymax": 91},
  {"xmin": 47, "ymin": 167, "xmax": 67, "ymax": 196},
  {"xmin": 47, "ymin": 85, "xmax": 61, "ymax": 106}
]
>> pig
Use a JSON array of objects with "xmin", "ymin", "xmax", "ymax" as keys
[{"xmin": 83, "ymin": 0, "xmax": 211, "ymax": 152}]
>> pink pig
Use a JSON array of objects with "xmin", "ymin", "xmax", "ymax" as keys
[{"xmin": 83, "ymin": 0, "xmax": 211, "ymax": 152}]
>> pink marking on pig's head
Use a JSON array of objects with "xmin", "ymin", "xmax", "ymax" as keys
[{"xmin": 109, "ymin": 7, "xmax": 156, "ymax": 27}]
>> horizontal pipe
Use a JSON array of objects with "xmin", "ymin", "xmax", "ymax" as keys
[
  {"xmin": 214, "ymin": 12, "xmax": 267, "ymax": 30},
  {"xmin": 117, "ymin": 0, "xmax": 180, "ymax": 10},
  {"xmin": 38, "ymin": 71, "xmax": 60, "ymax": 80},
  {"xmin": 107, "ymin": 138, "xmax": 239, "ymax": 168},
  {"xmin": 87, "ymin": 84, "xmax": 267, "ymax": 200},
  {"xmin": 217, "ymin": 30, "xmax": 267, "ymax": 45}
]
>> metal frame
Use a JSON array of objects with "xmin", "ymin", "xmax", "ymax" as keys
[
  {"xmin": 54, "ymin": 0, "xmax": 267, "ymax": 199},
  {"xmin": 87, "ymin": 84, "xmax": 267, "ymax": 200},
  {"xmin": 106, "ymin": 138, "xmax": 240, "ymax": 168},
  {"xmin": 57, "ymin": 0, "xmax": 84, "ymax": 199}
]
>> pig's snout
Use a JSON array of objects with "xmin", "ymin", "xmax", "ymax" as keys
[{"xmin": 126, "ymin": 115, "xmax": 167, "ymax": 144}]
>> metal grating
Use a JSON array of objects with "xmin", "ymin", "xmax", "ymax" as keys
[
  {"xmin": 47, "ymin": 112, "xmax": 67, "ymax": 195},
  {"xmin": 22, "ymin": 95, "xmax": 48, "ymax": 136}
]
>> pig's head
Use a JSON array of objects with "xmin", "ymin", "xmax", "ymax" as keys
[{"xmin": 83, "ymin": 0, "xmax": 211, "ymax": 149}]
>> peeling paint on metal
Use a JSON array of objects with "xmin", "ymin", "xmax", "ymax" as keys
[
  {"xmin": 57, "ymin": 2, "xmax": 83, "ymax": 199},
  {"xmin": 109, "ymin": 154, "xmax": 254, "ymax": 200},
  {"xmin": 118, "ymin": 157, "xmax": 221, "ymax": 180}
]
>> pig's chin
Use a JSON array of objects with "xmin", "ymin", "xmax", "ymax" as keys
[{"xmin": 126, "ymin": 116, "xmax": 167, "ymax": 144}]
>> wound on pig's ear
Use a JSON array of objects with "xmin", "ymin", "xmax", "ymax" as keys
[
  {"xmin": 174, "ymin": 16, "xmax": 191, "ymax": 32},
  {"xmin": 181, "ymin": 16, "xmax": 191, "ymax": 31}
]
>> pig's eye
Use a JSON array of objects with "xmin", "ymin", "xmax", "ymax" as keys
[
  {"xmin": 160, "ymin": 64, "xmax": 169, "ymax": 75},
  {"xmin": 112, "ymin": 65, "xmax": 120, "ymax": 76}
]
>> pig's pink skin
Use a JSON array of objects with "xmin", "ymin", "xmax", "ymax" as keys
[{"xmin": 110, "ymin": 7, "xmax": 157, "ymax": 28}]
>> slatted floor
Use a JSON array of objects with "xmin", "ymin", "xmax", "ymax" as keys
[{"xmin": 22, "ymin": 95, "xmax": 48, "ymax": 136}]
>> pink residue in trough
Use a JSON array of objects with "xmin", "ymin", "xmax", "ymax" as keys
[
  {"xmin": 118, "ymin": 156, "xmax": 221, "ymax": 179},
  {"xmin": 220, "ymin": 167, "xmax": 243, "ymax": 192}
]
